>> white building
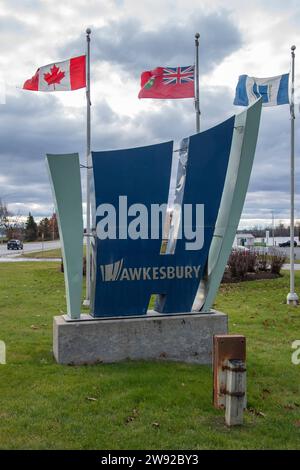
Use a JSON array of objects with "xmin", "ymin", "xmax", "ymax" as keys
[{"xmin": 234, "ymin": 233, "xmax": 255, "ymax": 248}]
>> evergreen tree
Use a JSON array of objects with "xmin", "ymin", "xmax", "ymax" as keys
[{"xmin": 25, "ymin": 213, "xmax": 38, "ymax": 241}]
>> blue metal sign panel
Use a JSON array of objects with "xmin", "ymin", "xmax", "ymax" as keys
[{"xmin": 91, "ymin": 116, "xmax": 234, "ymax": 317}]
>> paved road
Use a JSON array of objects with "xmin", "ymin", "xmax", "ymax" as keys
[
  {"xmin": 282, "ymin": 264, "xmax": 300, "ymax": 271},
  {"xmin": 0, "ymin": 240, "xmax": 60, "ymax": 258},
  {"xmin": 276, "ymin": 246, "xmax": 300, "ymax": 261},
  {"xmin": 254, "ymin": 245, "xmax": 300, "ymax": 261}
]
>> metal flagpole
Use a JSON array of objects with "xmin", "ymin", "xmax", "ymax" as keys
[
  {"xmin": 272, "ymin": 210, "xmax": 275, "ymax": 247},
  {"xmin": 287, "ymin": 45, "xmax": 298, "ymax": 306},
  {"xmin": 195, "ymin": 33, "xmax": 200, "ymax": 133},
  {"xmin": 83, "ymin": 27, "xmax": 91, "ymax": 307}
]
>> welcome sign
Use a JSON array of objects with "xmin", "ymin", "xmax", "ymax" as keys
[
  {"xmin": 46, "ymin": 100, "xmax": 262, "ymax": 320},
  {"xmin": 91, "ymin": 117, "xmax": 234, "ymax": 317}
]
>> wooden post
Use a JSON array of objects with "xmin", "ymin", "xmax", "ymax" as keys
[{"xmin": 225, "ymin": 359, "xmax": 246, "ymax": 426}]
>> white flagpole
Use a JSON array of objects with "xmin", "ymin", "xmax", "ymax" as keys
[
  {"xmin": 287, "ymin": 45, "xmax": 298, "ymax": 306},
  {"xmin": 195, "ymin": 32, "xmax": 201, "ymax": 133},
  {"xmin": 83, "ymin": 27, "xmax": 91, "ymax": 307}
]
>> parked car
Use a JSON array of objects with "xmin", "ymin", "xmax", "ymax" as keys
[
  {"xmin": 7, "ymin": 239, "xmax": 23, "ymax": 250},
  {"xmin": 279, "ymin": 240, "xmax": 297, "ymax": 247}
]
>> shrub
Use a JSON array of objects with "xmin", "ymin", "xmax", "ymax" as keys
[
  {"xmin": 228, "ymin": 250, "xmax": 249, "ymax": 279},
  {"xmin": 61, "ymin": 256, "xmax": 86, "ymax": 275},
  {"xmin": 269, "ymin": 248, "xmax": 286, "ymax": 274},
  {"xmin": 247, "ymin": 250, "xmax": 258, "ymax": 273},
  {"xmin": 257, "ymin": 251, "xmax": 269, "ymax": 271},
  {"xmin": 227, "ymin": 251, "xmax": 237, "ymax": 277}
]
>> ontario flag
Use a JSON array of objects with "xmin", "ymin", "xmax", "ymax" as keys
[
  {"xmin": 23, "ymin": 55, "xmax": 86, "ymax": 92},
  {"xmin": 138, "ymin": 66, "xmax": 195, "ymax": 99}
]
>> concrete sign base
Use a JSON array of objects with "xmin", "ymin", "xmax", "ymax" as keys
[{"xmin": 53, "ymin": 310, "xmax": 228, "ymax": 365}]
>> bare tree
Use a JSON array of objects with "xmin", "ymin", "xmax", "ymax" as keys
[{"xmin": 0, "ymin": 199, "xmax": 11, "ymax": 234}]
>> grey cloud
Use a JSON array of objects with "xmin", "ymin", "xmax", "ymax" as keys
[
  {"xmin": 242, "ymin": 191, "xmax": 300, "ymax": 221},
  {"xmin": 0, "ymin": 85, "xmax": 231, "ymax": 216},
  {"xmin": 2, "ymin": 0, "xmax": 42, "ymax": 9},
  {"xmin": 1, "ymin": 1, "xmax": 297, "ymax": 225},
  {"xmin": 0, "ymin": 93, "xmax": 85, "ymax": 215},
  {"xmin": 61, "ymin": 11, "xmax": 242, "ymax": 76},
  {"xmin": 248, "ymin": 108, "xmax": 300, "ymax": 194},
  {"xmin": 0, "ymin": 80, "xmax": 298, "ymax": 223},
  {"xmin": 0, "ymin": 15, "xmax": 30, "ymax": 39},
  {"xmin": 240, "ymin": 104, "xmax": 300, "ymax": 221}
]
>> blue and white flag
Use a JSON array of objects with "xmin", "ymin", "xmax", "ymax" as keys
[{"xmin": 234, "ymin": 73, "xmax": 289, "ymax": 107}]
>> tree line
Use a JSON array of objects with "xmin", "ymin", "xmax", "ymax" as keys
[
  {"xmin": 237, "ymin": 221, "xmax": 300, "ymax": 238},
  {"xmin": 0, "ymin": 200, "xmax": 59, "ymax": 242}
]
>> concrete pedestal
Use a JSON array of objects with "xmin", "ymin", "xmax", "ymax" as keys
[{"xmin": 53, "ymin": 310, "xmax": 228, "ymax": 365}]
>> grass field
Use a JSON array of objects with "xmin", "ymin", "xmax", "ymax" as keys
[
  {"xmin": 21, "ymin": 246, "xmax": 87, "ymax": 259},
  {"xmin": 0, "ymin": 261, "xmax": 299, "ymax": 449},
  {"xmin": 21, "ymin": 248, "xmax": 62, "ymax": 258}
]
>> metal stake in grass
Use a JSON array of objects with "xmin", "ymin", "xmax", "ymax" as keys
[{"xmin": 225, "ymin": 359, "xmax": 246, "ymax": 426}]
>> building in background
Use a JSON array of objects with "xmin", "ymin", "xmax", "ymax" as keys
[{"xmin": 234, "ymin": 233, "xmax": 255, "ymax": 248}]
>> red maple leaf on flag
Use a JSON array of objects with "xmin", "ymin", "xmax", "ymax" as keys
[{"xmin": 43, "ymin": 64, "xmax": 65, "ymax": 87}]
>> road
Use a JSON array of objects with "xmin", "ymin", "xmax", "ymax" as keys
[
  {"xmin": 0, "ymin": 240, "xmax": 61, "ymax": 258},
  {"xmin": 276, "ymin": 246, "xmax": 300, "ymax": 261},
  {"xmin": 254, "ymin": 245, "xmax": 300, "ymax": 261},
  {"xmin": 282, "ymin": 264, "xmax": 300, "ymax": 271}
]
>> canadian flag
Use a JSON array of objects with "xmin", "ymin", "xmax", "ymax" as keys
[{"xmin": 23, "ymin": 55, "xmax": 86, "ymax": 92}]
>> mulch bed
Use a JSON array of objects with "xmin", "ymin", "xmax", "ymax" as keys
[{"xmin": 221, "ymin": 271, "xmax": 282, "ymax": 284}]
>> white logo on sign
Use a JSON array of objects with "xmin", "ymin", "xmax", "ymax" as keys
[
  {"xmin": 291, "ymin": 340, "xmax": 300, "ymax": 365},
  {"xmin": 0, "ymin": 341, "xmax": 6, "ymax": 364},
  {"xmin": 100, "ymin": 259, "xmax": 201, "ymax": 282},
  {"xmin": 100, "ymin": 259, "xmax": 124, "ymax": 282}
]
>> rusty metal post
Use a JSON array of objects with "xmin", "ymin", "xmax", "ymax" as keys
[{"xmin": 213, "ymin": 334, "xmax": 246, "ymax": 409}]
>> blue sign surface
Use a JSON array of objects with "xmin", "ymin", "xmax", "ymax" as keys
[{"xmin": 91, "ymin": 116, "xmax": 234, "ymax": 317}]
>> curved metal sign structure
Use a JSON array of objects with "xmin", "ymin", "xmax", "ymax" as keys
[{"xmin": 46, "ymin": 99, "xmax": 262, "ymax": 320}]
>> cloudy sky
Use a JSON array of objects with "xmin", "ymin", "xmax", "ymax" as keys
[{"xmin": 0, "ymin": 0, "xmax": 300, "ymax": 229}]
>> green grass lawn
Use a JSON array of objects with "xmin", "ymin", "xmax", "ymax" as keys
[
  {"xmin": 21, "ymin": 248, "xmax": 62, "ymax": 258},
  {"xmin": 21, "ymin": 246, "xmax": 86, "ymax": 259},
  {"xmin": 0, "ymin": 261, "xmax": 299, "ymax": 449}
]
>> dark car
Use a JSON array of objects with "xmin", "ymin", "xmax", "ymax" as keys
[
  {"xmin": 279, "ymin": 240, "xmax": 297, "ymax": 247},
  {"xmin": 7, "ymin": 239, "xmax": 23, "ymax": 250}
]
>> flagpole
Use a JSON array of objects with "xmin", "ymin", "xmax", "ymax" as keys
[
  {"xmin": 287, "ymin": 45, "xmax": 298, "ymax": 306},
  {"xmin": 195, "ymin": 32, "xmax": 200, "ymax": 133},
  {"xmin": 83, "ymin": 27, "xmax": 91, "ymax": 307}
]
